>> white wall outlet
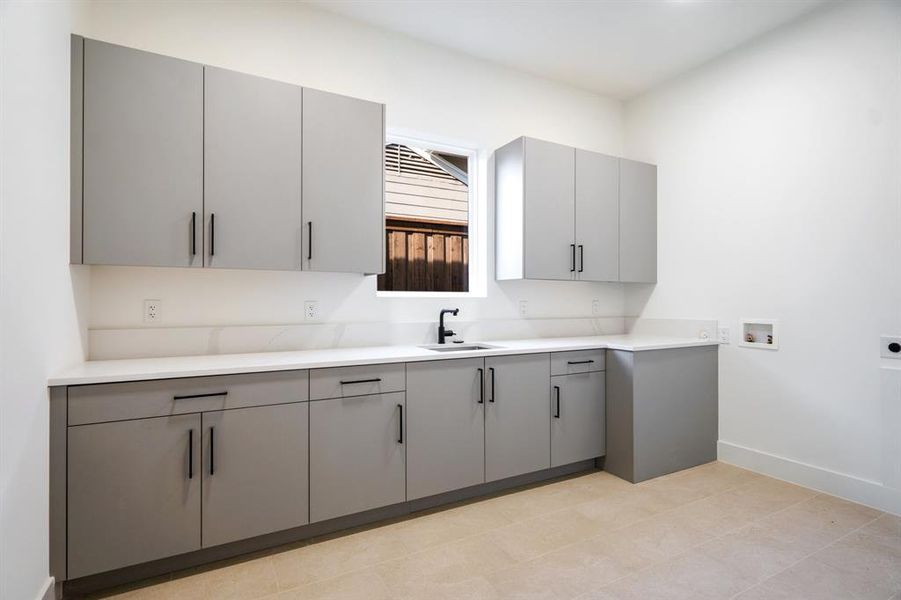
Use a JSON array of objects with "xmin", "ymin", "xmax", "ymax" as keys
[
  {"xmin": 591, "ymin": 299, "xmax": 600, "ymax": 316},
  {"xmin": 718, "ymin": 327, "xmax": 730, "ymax": 344},
  {"xmin": 881, "ymin": 335, "xmax": 901, "ymax": 359},
  {"xmin": 143, "ymin": 299, "xmax": 161, "ymax": 323},
  {"xmin": 519, "ymin": 300, "xmax": 528, "ymax": 317},
  {"xmin": 304, "ymin": 301, "xmax": 318, "ymax": 321}
]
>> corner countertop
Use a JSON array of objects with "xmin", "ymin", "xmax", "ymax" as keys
[{"xmin": 49, "ymin": 335, "xmax": 719, "ymax": 387}]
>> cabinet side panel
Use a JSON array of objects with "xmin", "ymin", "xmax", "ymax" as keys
[
  {"xmin": 494, "ymin": 139, "xmax": 524, "ymax": 280},
  {"xmin": 632, "ymin": 347, "xmax": 718, "ymax": 481},
  {"xmin": 50, "ymin": 387, "xmax": 68, "ymax": 581},
  {"xmin": 604, "ymin": 350, "xmax": 635, "ymax": 482},
  {"xmin": 70, "ymin": 35, "xmax": 83, "ymax": 264}
]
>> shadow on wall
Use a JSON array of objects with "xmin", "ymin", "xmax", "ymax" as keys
[{"xmin": 623, "ymin": 283, "xmax": 655, "ymax": 318}]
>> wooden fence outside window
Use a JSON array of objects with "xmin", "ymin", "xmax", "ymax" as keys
[{"xmin": 377, "ymin": 219, "xmax": 469, "ymax": 292}]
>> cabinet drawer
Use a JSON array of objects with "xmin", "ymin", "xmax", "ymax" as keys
[
  {"xmin": 68, "ymin": 370, "xmax": 309, "ymax": 425},
  {"xmin": 550, "ymin": 349, "xmax": 605, "ymax": 375},
  {"xmin": 310, "ymin": 363, "xmax": 405, "ymax": 400}
]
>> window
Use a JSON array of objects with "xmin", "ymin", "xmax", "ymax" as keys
[{"xmin": 377, "ymin": 137, "xmax": 475, "ymax": 294}]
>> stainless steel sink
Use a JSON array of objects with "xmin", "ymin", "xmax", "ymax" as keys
[{"xmin": 420, "ymin": 343, "xmax": 499, "ymax": 352}]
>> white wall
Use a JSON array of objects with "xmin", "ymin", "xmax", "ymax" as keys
[
  {"xmin": 74, "ymin": 0, "xmax": 626, "ymax": 337},
  {"xmin": 624, "ymin": 1, "xmax": 901, "ymax": 510},
  {"xmin": 0, "ymin": 2, "xmax": 90, "ymax": 599}
]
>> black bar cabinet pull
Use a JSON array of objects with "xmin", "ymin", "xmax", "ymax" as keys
[
  {"xmin": 397, "ymin": 404, "xmax": 404, "ymax": 444},
  {"xmin": 173, "ymin": 391, "xmax": 228, "ymax": 401},
  {"xmin": 570, "ymin": 244, "xmax": 576, "ymax": 272},
  {"xmin": 567, "ymin": 360, "xmax": 594, "ymax": 365},
  {"xmin": 209, "ymin": 427, "xmax": 215, "ymax": 476},
  {"xmin": 477, "ymin": 368, "xmax": 484, "ymax": 404},
  {"xmin": 307, "ymin": 222, "xmax": 313, "ymax": 260},
  {"xmin": 339, "ymin": 378, "xmax": 382, "ymax": 385},
  {"xmin": 488, "ymin": 367, "xmax": 496, "ymax": 403},
  {"xmin": 188, "ymin": 429, "xmax": 194, "ymax": 479},
  {"xmin": 191, "ymin": 212, "xmax": 196, "ymax": 256},
  {"xmin": 554, "ymin": 386, "xmax": 561, "ymax": 419},
  {"xmin": 578, "ymin": 245, "xmax": 584, "ymax": 273},
  {"xmin": 210, "ymin": 213, "xmax": 216, "ymax": 256}
]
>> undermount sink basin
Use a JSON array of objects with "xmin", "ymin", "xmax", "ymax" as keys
[{"xmin": 420, "ymin": 343, "xmax": 499, "ymax": 352}]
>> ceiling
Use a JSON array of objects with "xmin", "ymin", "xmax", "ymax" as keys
[{"xmin": 309, "ymin": 0, "xmax": 828, "ymax": 99}]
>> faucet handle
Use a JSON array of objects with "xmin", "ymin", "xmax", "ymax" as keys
[{"xmin": 444, "ymin": 329, "xmax": 455, "ymax": 338}]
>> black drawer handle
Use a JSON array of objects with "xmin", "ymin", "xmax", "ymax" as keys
[
  {"xmin": 307, "ymin": 221, "xmax": 313, "ymax": 261},
  {"xmin": 570, "ymin": 244, "xmax": 576, "ymax": 272},
  {"xmin": 209, "ymin": 426, "xmax": 215, "ymax": 476},
  {"xmin": 578, "ymin": 245, "xmax": 584, "ymax": 273},
  {"xmin": 567, "ymin": 360, "xmax": 595, "ymax": 365},
  {"xmin": 191, "ymin": 211, "xmax": 196, "ymax": 256},
  {"xmin": 397, "ymin": 404, "xmax": 404, "ymax": 444},
  {"xmin": 339, "ymin": 378, "xmax": 382, "ymax": 385},
  {"xmin": 188, "ymin": 429, "xmax": 194, "ymax": 479},
  {"xmin": 173, "ymin": 391, "xmax": 228, "ymax": 401},
  {"xmin": 554, "ymin": 386, "xmax": 561, "ymax": 419},
  {"xmin": 210, "ymin": 213, "xmax": 216, "ymax": 256}
]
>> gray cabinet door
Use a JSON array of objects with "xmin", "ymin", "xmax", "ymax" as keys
[
  {"xmin": 302, "ymin": 88, "xmax": 384, "ymax": 274},
  {"xmin": 523, "ymin": 138, "xmax": 575, "ymax": 280},
  {"xmin": 575, "ymin": 150, "xmax": 619, "ymax": 282},
  {"xmin": 485, "ymin": 354, "xmax": 551, "ymax": 482},
  {"xmin": 204, "ymin": 67, "xmax": 303, "ymax": 270},
  {"xmin": 619, "ymin": 159, "xmax": 657, "ymax": 282},
  {"xmin": 551, "ymin": 371, "xmax": 606, "ymax": 467},
  {"xmin": 82, "ymin": 39, "xmax": 202, "ymax": 267},
  {"xmin": 67, "ymin": 414, "xmax": 201, "ymax": 578},
  {"xmin": 310, "ymin": 392, "xmax": 405, "ymax": 522},
  {"xmin": 406, "ymin": 359, "xmax": 485, "ymax": 500},
  {"xmin": 201, "ymin": 403, "xmax": 309, "ymax": 547}
]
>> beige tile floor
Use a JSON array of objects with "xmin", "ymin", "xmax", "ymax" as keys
[{"xmin": 92, "ymin": 462, "xmax": 901, "ymax": 600}]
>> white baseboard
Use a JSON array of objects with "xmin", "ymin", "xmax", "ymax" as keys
[
  {"xmin": 36, "ymin": 576, "xmax": 55, "ymax": 600},
  {"xmin": 718, "ymin": 440, "xmax": 901, "ymax": 516}
]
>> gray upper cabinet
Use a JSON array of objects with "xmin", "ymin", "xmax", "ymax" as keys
[
  {"xmin": 619, "ymin": 159, "xmax": 657, "ymax": 283},
  {"xmin": 523, "ymin": 138, "xmax": 576, "ymax": 280},
  {"xmin": 575, "ymin": 150, "xmax": 619, "ymax": 282},
  {"xmin": 550, "ymin": 370, "xmax": 606, "ymax": 467},
  {"xmin": 201, "ymin": 403, "xmax": 309, "ymax": 548},
  {"xmin": 67, "ymin": 414, "xmax": 201, "ymax": 578},
  {"xmin": 406, "ymin": 358, "xmax": 485, "ymax": 500},
  {"xmin": 82, "ymin": 39, "xmax": 203, "ymax": 268},
  {"xmin": 302, "ymin": 88, "xmax": 385, "ymax": 274},
  {"xmin": 203, "ymin": 67, "xmax": 303, "ymax": 270},
  {"xmin": 495, "ymin": 136, "xmax": 657, "ymax": 283},
  {"xmin": 310, "ymin": 392, "xmax": 405, "ymax": 522},
  {"xmin": 484, "ymin": 354, "xmax": 551, "ymax": 482}
]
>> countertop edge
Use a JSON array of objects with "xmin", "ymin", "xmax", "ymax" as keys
[{"xmin": 49, "ymin": 336, "xmax": 720, "ymax": 387}]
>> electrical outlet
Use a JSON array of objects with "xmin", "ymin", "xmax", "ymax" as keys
[
  {"xmin": 591, "ymin": 299, "xmax": 600, "ymax": 316},
  {"xmin": 881, "ymin": 335, "xmax": 901, "ymax": 359},
  {"xmin": 718, "ymin": 327, "xmax": 730, "ymax": 344},
  {"xmin": 519, "ymin": 300, "xmax": 528, "ymax": 317},
  {"xmin": 143, "ymin": 299, "xmax": 161, "ymax": 323},
  {"xmin": 304, "ymin": 301, "xmax": 318, "ymax": 321}
]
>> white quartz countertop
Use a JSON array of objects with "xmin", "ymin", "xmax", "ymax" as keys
[{"xmin": 49, "ymin": 335, "xmax": 719, "ymax": 386}]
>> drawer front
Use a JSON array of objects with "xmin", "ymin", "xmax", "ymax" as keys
[
  {"xmin": 550, "ymin": 349, "xmax": 605, "ymax": 375},
  {"xmin": 310, "ymin": 363, "xmax": 405, "ymax": 400},
  {"xmin": 68, "ymin": 370, "xmax": 309, "ymax": 425}
]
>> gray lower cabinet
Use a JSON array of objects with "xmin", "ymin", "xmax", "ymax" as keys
[
  {"xmin": 302, "ymin": 87, "xmax": 385, "ymax": 275},
  {"xmin": 67, "ymin": 414, "xmax": 201, "ymax": 578},
  {"xmin": 406, "ymin": 358, "xmax": 485, "ymax": 499},
  {"xmin": 203, "ymin": 66, "xmax": 303, "ymax": 271},
  {"xmin": 485, "ymin": 354, "xmax": 551, "ymax": 481},
  {"xmin": 81, "ymin": 38, "xmax": 203, "ymax": 268},
  {"xmin": 310, "ymin": 392, "xmax": 406, "ymax": 522},
  {"xmin": 550, "ymin": 371, "xmax": 606, "ymax": 467},
  {"xmin": 201, "ymin": 403, "xmax": 309, "ymax": 547},
  {"xmin": 606, "ymin": 346, "xmax": 718, "ymax": 482},
  {"xmin": 619, "ymin": 158, "xmax": 657, "ymax": 283}
]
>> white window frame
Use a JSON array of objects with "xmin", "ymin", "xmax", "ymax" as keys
[{"xmin": 377, "ymin": 131, "xmax": 486, "ymax": 298}]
